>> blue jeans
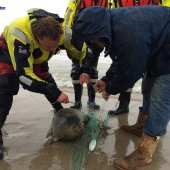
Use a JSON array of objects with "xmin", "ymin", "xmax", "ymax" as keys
[
  {"xmin": 141, "ymin": 76, "xmax": 155, "ymax": 114},
  {"xmin": 144, "ymin": 74, "xmax": 170, "ymax": 137}
]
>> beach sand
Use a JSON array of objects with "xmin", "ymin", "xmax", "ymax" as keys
[{"xmin": 0, "ymin": 87, "xmax": 170, "ymax": 170}]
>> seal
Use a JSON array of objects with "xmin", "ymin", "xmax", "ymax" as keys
[{"xmin": 46, "ymin": 108, "xmax": 85, "ymax": 143}]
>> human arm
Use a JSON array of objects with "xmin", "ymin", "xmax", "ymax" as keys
[{"xmin": 6, "ymin": 32, "xmax": 64, "ymax": 102}]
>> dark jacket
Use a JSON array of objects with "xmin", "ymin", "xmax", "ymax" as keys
[{"xmin": 73, "ymin": 6, "xmax": 170, "ymax": 95}]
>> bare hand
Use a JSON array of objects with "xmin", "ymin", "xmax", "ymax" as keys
[
  {"xmin": 57, "ymin": 92, "xmax": 69, "ymax": 103},
  {"xmin": 102, "ymin": 91, "xmax": 110, "ymax": 101},
  {"xmin": 80, "ymin": 73, "xmax": 90, "ymax": 84},
  {"xmin": 93, "ymin": 80, "xmax": 106, "ymax": 93}
]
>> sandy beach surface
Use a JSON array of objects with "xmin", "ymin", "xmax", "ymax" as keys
[{"xmin": 0, "ymin": 86, "xmax": 170, "ymax": 170}]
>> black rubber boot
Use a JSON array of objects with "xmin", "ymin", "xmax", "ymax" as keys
[
  {"xmin": 70, "ymin": 101, "xmax": 82, "ymax": 109},
  {"xmin": 0, "ymin": 115, "xmax": 7, "ymax": 160},
  {"xmin": 70, "ymin": 84, "xmax": 83, "ymax": 110},
  {"xmin": 87, "ymin": 83, "xmax": 100, "ymax": 110},
  {"xmin": 108, "ymin": 92, "xmax": 131, "ymax": 116},
  {"xmin": 0, "ymin": 93, "xmax": 12, "ymax": 160},
  {"xmin": 0, "ymin": 130, "xmax": 4, "ymax": 160}
]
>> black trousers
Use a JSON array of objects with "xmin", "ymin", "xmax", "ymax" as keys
[{"xmin": 0, "ymin": 72, "xmax": 19, "ymax": 146}]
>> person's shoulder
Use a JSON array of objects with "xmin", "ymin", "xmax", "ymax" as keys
[{"xmin": 10, "ymin": 16, "xmax": 29, "ymax": 27}]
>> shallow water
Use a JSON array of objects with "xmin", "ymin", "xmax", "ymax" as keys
[{"xmin": 0, "ymin": 88, "xmax": 170, "ymax": 170}]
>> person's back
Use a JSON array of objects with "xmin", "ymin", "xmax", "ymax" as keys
[
  {"xmin": 73, "ymin": 5, "xmax": 170, "ymax": 169},
  {"xmin": 107, "ymin": 0, "xmax": 161, "ymax": 116}
]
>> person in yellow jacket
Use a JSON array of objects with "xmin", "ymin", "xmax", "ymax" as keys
[
  {"xmin": 0, "ymin": 8, "xmax": 92, "ymax": 160},
  {"xmin": 64, "ymin": 0, "xmax": 112, "ymax": 110}
]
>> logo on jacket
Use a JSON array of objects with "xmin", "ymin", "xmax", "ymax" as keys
[
  {"xmin": 18, "ymin": 46, "xmax": 27, "ymax": 55},
  {"xmin": 0, "ymin": 6, "xmax": 6, "ymax": 10}
]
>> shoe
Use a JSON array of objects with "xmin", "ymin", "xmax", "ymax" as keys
[
  {"xmin": 120, "ymin": 110, "xmax": 147, "ymax": 137},
  {"xmin": 108, "ymin": 107, "xmax": 129, "ymax": 116},
  {"xmin": 70, "ymin": 102, "xmax": 82, "ymax": 110},
  {"xmin": 109, "ymin": 92, "xmax": 131, "ymax": 116},
  {"xmin": 87, "ymin": 101, "xmax": 100, "ymax": 110},
  {"xmin": 115, "ymin": 133, "xmax": 160, "ymax": 170},
  {"xmin": 0, "ymin": 144, "xmax": 4, "ymax": 160}
]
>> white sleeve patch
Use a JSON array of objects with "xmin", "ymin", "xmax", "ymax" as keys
[
  {"xmin": 126, "ymin": 88, "xmax": 133, "ymax": 92},
  {"xmin": 87, "ymin": 48, "xmax": 92, "ymax": 54},
  {"xmin": 19, "ymin": 75, "xmax": 33, "ymax": 86}
]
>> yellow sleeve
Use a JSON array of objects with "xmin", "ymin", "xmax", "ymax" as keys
[
  {"xmin": 160, "ymin": 0, "xmax": 170, "ymax": 6},
  {"xmin": 64, "ymin": 0, "xmax": 81, "ymax": 27},
  {"xmin": 111, "ymin": 0, "xmax": 121, "ymax": 8},
  {"xmin": 5, "ymin": 30, "xmax": 45, "ymax": 83}
]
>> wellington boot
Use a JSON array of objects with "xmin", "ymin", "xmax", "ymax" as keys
[
  {"xmin": 115, "ymin": 133, "xmax": 160, "ymax": 170},
  {"xmin": 108, "ymin": 92, "xmax": 131, "ymax": 116},
  {"xmin": 120, "ymin": 111, "xmax": 147, "ymax": 137},
  {"xmin": 0, "ymin": 130, "xmax": 4, "ymax": 160},
  {"xmin": 108, "ymin": 106, "xmax": 129, "ymax": 116},
  {"xmin": 87, "ymin": 101, "xmax": 100, "ymax": 110},
  {"xmin": 0, "ymin": 144, "xmax": 4, "ymax": 160},
  {"xmin": 87, "ymin": 83, "xmax": 100, "ymax": 110},
  {"xmin": 70, "ymin": 102, "xmax": 82, "ymax": 110},
  {"xmin": 71, "ymin": 84, "xmax": 83, "ymax": 109}
]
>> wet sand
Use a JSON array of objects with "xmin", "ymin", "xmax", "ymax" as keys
[{"xmin": 0, "ymin": 87, "xmax": 170, "ymax": 170}]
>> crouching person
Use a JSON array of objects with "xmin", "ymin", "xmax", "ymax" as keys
[{"xmin": 0, "ymin": 9, "xmax": 69, "ymax": 159}]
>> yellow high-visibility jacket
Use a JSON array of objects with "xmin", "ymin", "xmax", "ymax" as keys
[
  {"xmin": 3, "ymin": 11, "xmax": 86, "ymax": 76},
  {"xmin": 2, "ymin": 9, "xmax": 87, "ymax": 98},
  {"xmin": 64, "ymin": 0, "xmax": 112, "ymax": 67},
  {"xmin": 64, "ymin": 0, "xmax": 112, "ymax": 28},
  {"xmin": 160, "ymin": 0, "xmax": 170, "ymax": 6}
]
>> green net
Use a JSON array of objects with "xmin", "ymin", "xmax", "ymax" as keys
[{"xmin": 69, "ymin": 110, "xmax": 109, "ymax": 170}]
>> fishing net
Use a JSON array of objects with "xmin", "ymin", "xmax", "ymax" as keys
[{"xmin": 69, "ymin": 108, "xmax": 109, "ymax": 170}]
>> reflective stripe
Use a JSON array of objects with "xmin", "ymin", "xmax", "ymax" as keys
[
  {"xmin": 65, "ymin": 8, "xmax": 73, "ymax": 25},
  {"xmin": 90, "ymin": 79, "xmax": 97, "ymax": 83},
  {"xmin": 72, "ymin": 80, "xmax": 80, "ymax": 84},
  {"xmin": 65, "ymin": 25, "xmax": 72, "ymax": 47},
  {"xmin": 72, "ymin": 78, "xmax": 97, "ymax": 84},
  {"xmin": 126, "ymin": 88, "xmax": 133, "ymax": 92},
  {"xmin": 19, "ymin": 75, "xmax": 33, "ymax": 86},
  {"xmin": 11, "ymin": 28, "xmax": 30, "ymax": 44},
  {"xmin": 87, "ymin": 48, "xmax": 92, "ymax": 54}
]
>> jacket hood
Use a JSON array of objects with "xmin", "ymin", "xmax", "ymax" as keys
[{"xmin": 73, "ymin": 6, "xmax": 112, "ymax": 48}]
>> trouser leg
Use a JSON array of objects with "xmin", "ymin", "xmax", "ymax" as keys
[
  {"xmin": 141, "ymin": 76, "xmax": 155, "ymax": 114},
  {"xmin": 0, "ymin": 92, "xmax": 13, "ymax": 160},
  {"xmin": 144, "ymin": 74, "xmax": 170, "ymax": 136},
  {"xmin": 87, "ymin": 47, "xmax": 100, "ymax": 110},
  {"xmin": 70, "ymin": 83, "xmax": 83, "ymax": 109},
  {"xmin": 120, "ymin": 77, "xmax": 155, "ymax": 137},
  {"xmin": 108, "ymin": 91, "xmax": 131, "ymax": 116},
  {"xmin": 70, "ymin": 58, "xmax": 83, "ymax": 109},
  {"xmin": 87, "ymin": 82, "xmax": 100, "ymax": 110}
]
